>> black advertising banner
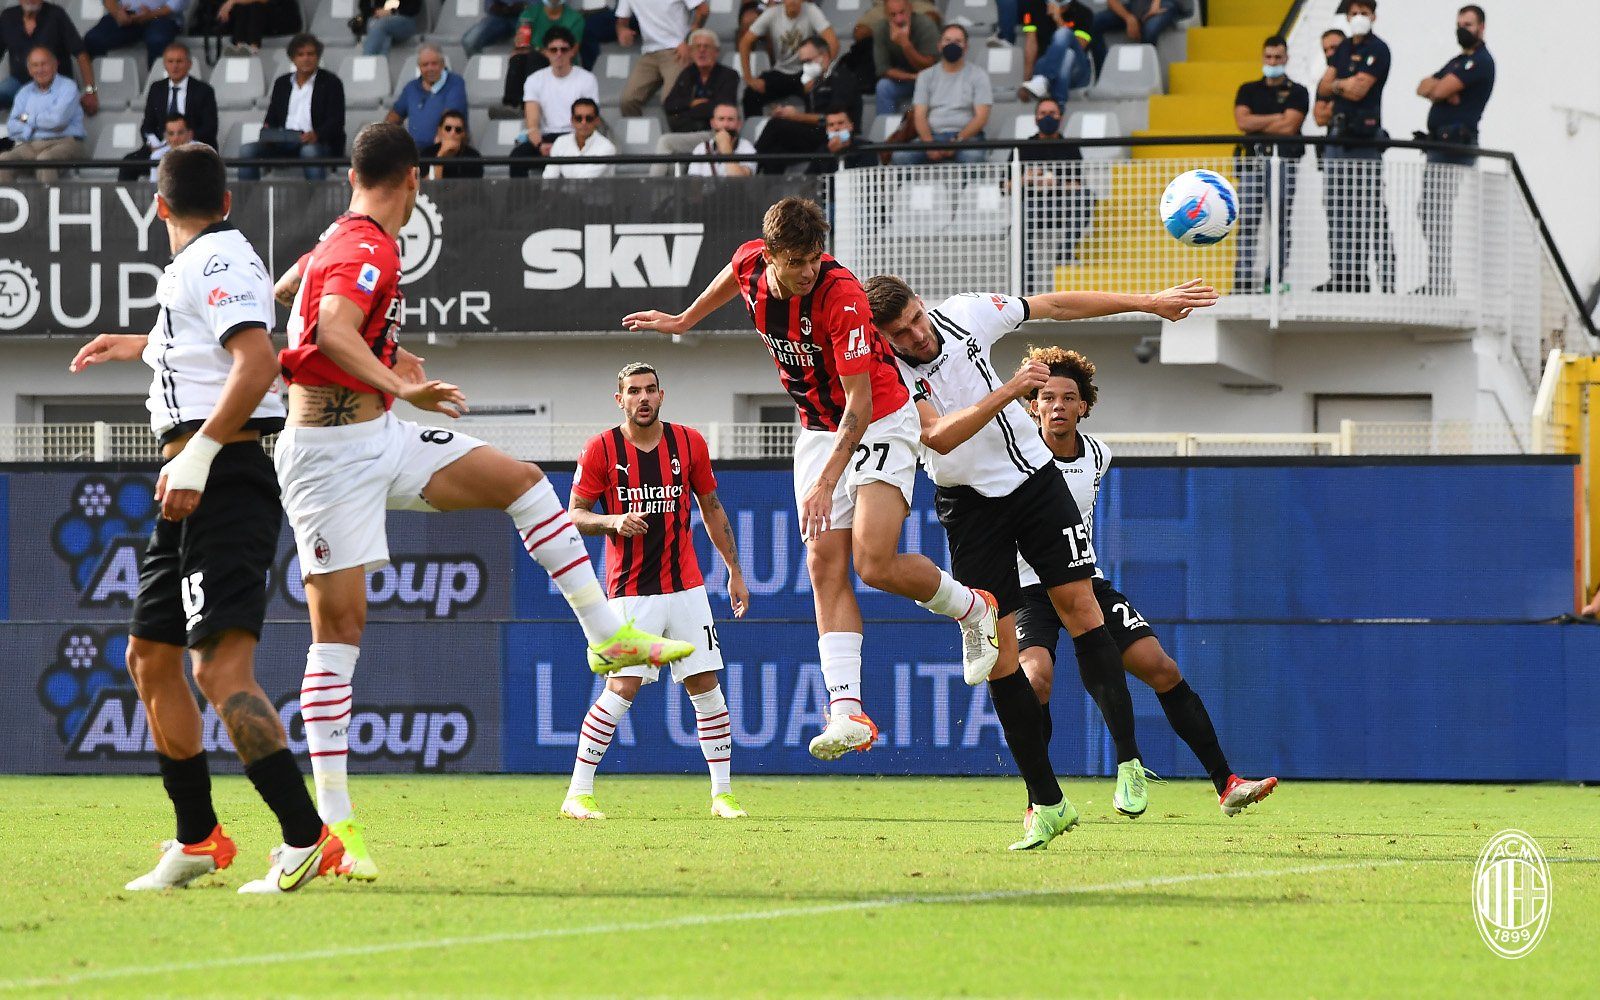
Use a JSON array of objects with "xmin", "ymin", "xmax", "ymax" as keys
[{"xmin": 0, "ymin": 176, "xmax": 825, "ymax": 337}]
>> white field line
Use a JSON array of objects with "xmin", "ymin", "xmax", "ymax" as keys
[{"xmin": 0, "ymin": 859, "xmax": 1410, "ymax": 991}]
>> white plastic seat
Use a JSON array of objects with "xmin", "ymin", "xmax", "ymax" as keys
[
  {"xmin": 213, "ymin": 55, "xmax": 267, "ymax": 110},
  {"xmin": 91, "ymin": 55, "xmax": 142, "ymax": 112},
  {"xmin": 335, "ymin": 53, "xmax": 394, "ymax": 109},
  {"xmin": 1086, "ymin": 43, "xmax": 1161, "ymax": 100},
  {"xmin": 1065, "ymin": 109, "xmax": 1123, "ymax": 160}
]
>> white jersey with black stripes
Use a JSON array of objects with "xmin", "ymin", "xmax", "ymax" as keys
[
  {"xmin": 141, "ymin": 222, "xmax": 285, "ymax": 442},
  {"xmin": 894, "ymin": 292, "xmax": 1052, "ymax": 497},
  {"xmin": 1019, "ymin": 430, "xmax": 1111, "ymax": 585}
]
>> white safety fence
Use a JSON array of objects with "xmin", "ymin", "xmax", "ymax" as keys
[
  {"xmin": 0, "ymin": 420, "xmax": 1543, "ymax": 463},
  {"xmin": 830, "ymin": 152, "xmax": 1590, "ymax": 392}
]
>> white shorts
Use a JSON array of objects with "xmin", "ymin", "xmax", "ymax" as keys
[
  {"xmin": 792, "ymin": 398, "xmax": 920, "ymax": 533},
  {"xmin": 274, "ymin": 412, "xmax": 486, "ymax": 577},
  {"xmin": 606, "ymin": 586, "xmax": 725, "ymax": 684}
]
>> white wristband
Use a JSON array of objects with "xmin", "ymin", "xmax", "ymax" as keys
[{"xmin": 160, "ymin": 433, "xmax": 223, "ymax": 493}]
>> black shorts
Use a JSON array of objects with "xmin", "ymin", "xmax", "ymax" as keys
[
  {"xmin": 1015, "ymin": 578, "xmax": 1159, "ymax": 657},
  {"xmin": 130, "ymin": 441, "xmax": 282, "ymax": 648},
  {"xmin": 934, "ymin": 466, "xmax": 1097, "ymax": 617}
]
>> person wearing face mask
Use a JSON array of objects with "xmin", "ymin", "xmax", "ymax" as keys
[
  {"xmin": 891, "ymin": 22, "xmax": 990, "ymax": 165},
  {"xmin": 815, "ymin": 107, "xmax": 874, "ymax": 172},
  {"xmin": 1012, "ymin": 97, "xmax": 1090, "ymax": 293},
  {"xmin": 1312, "ymin": 29, "xmax": 1343, "ymax": 134},
  {"xmin": 1315, "ymin": 0, "xmax": 1393, "ymax": 295},
  {"xmin": 1232, "ymin": 35, "xmax": 1308, "ymax": 295},
  {"xmin": 1, "ymin": 0, "xmax": 97, "ymax": 113},
  {"xmin": 739, "ymin": 0, "xmax": 837, "ymax": 118},
  {"xmin": 753, "ymin": 34, "xmax": 860, "ymax": 173},
  {"xmin": 1413, "ymin": 3, "xmax": 1494, "ymax": 297}
]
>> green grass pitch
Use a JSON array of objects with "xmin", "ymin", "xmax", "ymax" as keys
[{"xmin": 2, "ymin": 775, "xmax": 1595, "ymax": 997}]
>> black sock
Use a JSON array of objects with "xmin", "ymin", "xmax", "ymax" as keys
[
  {"xmin": 988, "ymin": 671, "xmax": 1062, "ymax": 807},
  {"xmin": 1039, "ymin": 698, "xmax": 1053, "ymax": 749},
  {"xmin": 1073, "ymin": 626, "xmax": 1141, "ymax": 763},
  {"xmin": 1157, "ymin": 679, "xmax": 1233, "ymax": 795},
  {"xmin": 244, "ymin": 749, "xmax": 324, "ymax": 848},
  {"xmin": 158, "ymin": 752, "xmax": 219, "ymax": 845}
]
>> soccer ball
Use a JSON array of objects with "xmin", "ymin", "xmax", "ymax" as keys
[{"xmin": 1159, "ymin": 169, "xmax": 1239, "ymax": 246}]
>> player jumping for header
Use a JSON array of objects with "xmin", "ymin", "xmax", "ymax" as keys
[
  {"xmin": 624, "ymin": 197, "xmax": 1002, "ymax": 761},
  {"xmin": 1016, "ymin": 346, "xmax": 1278, "ymax": 818},
  {"xmin": 271, "ymin": 123, "xmax": 692, "ymax": 879},
  {"xmin": 563, "ymin": 362, "xmax": 751, "ymax": 821}
]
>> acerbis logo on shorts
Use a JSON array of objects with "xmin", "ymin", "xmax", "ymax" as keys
[
  {"xmin": 277, "ymin": 551, "xmax": 487, "ymax": 619},
  {"xmin": 50, "ymin": 475, "xmax": 158, "ymax": 607}
]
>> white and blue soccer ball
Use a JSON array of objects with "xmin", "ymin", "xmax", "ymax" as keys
[{"xmin": 1159, "ymin": 169, "xmax": 1239, "ymax": 246}]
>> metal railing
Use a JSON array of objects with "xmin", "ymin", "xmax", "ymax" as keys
[{"xmin": 0, "ymin": 419, "xmax": 1548, "ymax": 463}]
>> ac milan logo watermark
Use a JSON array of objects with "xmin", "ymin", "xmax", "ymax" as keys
[
  {"xmin": 313, "ymin": 534, "xmax": 331, "ymax": 566},
  {"xmin": 1473, "ymin": 829, "xmax": 1552, "ymax": 959}
]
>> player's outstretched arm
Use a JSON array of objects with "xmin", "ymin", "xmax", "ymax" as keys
[
  {"xmin": 918, "ymin": 361, "xmax": 1049, "ymax": 455},
  {"xmin": 1024, "ymin": 278, "xmax": 1219, "ymax": 323},
  {"xmin": 68, "ymin": 333, "xmax": 148, "ymax": 372},
  {"xmin": 273, "ymin": 260, "xmax": 303, "ymax": 307},
  {"xmin": 800, "ymin": 371, "xmax": 873, "ymax": 541},
  {"xmin": 697, "ymin": 489, "xmax": 748, "ymax": 618},
  {"xmin": 622, "ymin": 263, "xmax": 739, "ymax": 336},
  {"xmin": 318, "ymin": 294, "xmax": 467, "ymax": 417},
  {"xmin": 156, "ymin": 326, "xmax": 280, "ymax": 521}
]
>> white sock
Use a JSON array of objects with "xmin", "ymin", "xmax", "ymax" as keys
[
  {"xmin": 690, "ymin": 685, "xmax": 733, "ymax": 795},
  {"xmin": 917, "ymin": 570, "xmax": 986, "ymax": 625},
  {"xmin": 509, "ymin": 478, "xmax": 621, "ymax": 645},
  {"xmin": 818, "ymin": 632, "xmax": 864, "ymax": 718},
  {"xmin": 301, "ymin": 642, "xmax": 359, "ymax": 825},
  {"xmin": 569, "ymin": 688, "xmax": 632, "ymax": 796}
]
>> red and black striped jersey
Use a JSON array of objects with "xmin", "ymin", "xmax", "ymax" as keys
[
  {"xmin": 572, "ymin": 422, "xmax": 716, "ymax": 599},
  {"xmin": 730, "ymin": 239, "xmax": 909, "ymax": 432}
]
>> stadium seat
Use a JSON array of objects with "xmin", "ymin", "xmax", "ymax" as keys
[
  {"xmin": 464, "ymin": 53, "xmax": 509, "ymax": 108},
  {"xmin": 614, "ymin": 115, "xmax": 661, "ymax": 156},
  {"xmin": 83, "ymin": 114, "xmax": 141, "ymax": 179},
  {"xmin": 265, "ymin": 49, "xmax": 292, "ymax": 85},
  {"xmin": 467, "ymin": 107, "xmax": 493, "ymax": 149},
  {"xmin": 981, "ymin": 42, "xmax": 1020, "ymax": 103},
  {"xmin": 720, "ymin": 49, "xmax": 769, "ymax": 78},
  {"xmin": 1008, "ymin": 112, "xmax": 1035, "ymax": 140},
  {"xmin": 311, "ymin": 0, "xmax": 363, "ymax": 50},
  {"xmin": 741, "ymin": 115, "xmax": 767, "ymax": 144},
  {"xmin": 949, "ymin": 183, "xmax": 1008, "ymax": 236},
  {"xmin": 942, "ymin": 0, "xmax": 996, "ymax": 35},
  {"xmin": 595, "ymin": 51, "xmax": 634, "ymax": 104},
  {"xmin": 484, "ymin": 117, "xmax": 526, "ymax": 156},
  {"xmin": 888, "ymin": 181, "xmax": 954, "ymax": 238},
  {"xmin": 71, "ymin": 0, "xmax": 103, "ymax": 33},
  {"xmin": 336, "ymin": 53, "xmax": 394, "ymax": 108},
  {"xmin": 346, "ymin": 108, "xmax": 387, "ymax": 143},
  {"xmin": 213, "ymin": 55, "xmax": 267, "ymax": 110},
  {"xmin": 221, "ymin": 118, "xmax": 265, "ymax": 159},
  {"xmin": 869, "ymin": 112, "xmax": 902, "ymax": 143},
  {"xmin": 705, "ymin": 0, "xmax": 741, "ymax": 43},
  {"xmin": 429, "ymin": 0, "xmax": 483, "ymax": 43},
  {"xmin": 91, "ymin": 55, "xmax": 143, "ymax": 112},
  {"xmin": 1086, "ymin": 44, "xmax": 1162, "ymax": 100},
  {"xmin": 1065, "ymin": 109, "xmax": 1123, "ymax": 160}
]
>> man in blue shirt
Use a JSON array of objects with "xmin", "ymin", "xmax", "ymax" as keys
[
  {"xmin": 0, "ymin": 45, "xmax": 84, "ymax": 181},
  {"xmin": 384, "ymin": 43, "xmax": 469, "ymax": 149},
  {"xmin": 1413, "ymin": 3, "xmax": 1494, "ymax": 296},
  {"xmin": 84, "ymin": 0, "xmax": 186, "ymax": 69},
  {"xmin": 1314, "ymin": 0, "xmax": 1394, "ymax": 294}
]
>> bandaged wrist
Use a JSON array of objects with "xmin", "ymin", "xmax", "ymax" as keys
[{"xmin": 162, "ymin": 433, "xmax": 223, "ymax": 492}]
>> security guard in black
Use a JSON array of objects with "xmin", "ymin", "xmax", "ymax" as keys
[{"xmin": 1418, "ymin": 6, "xmax": 1494, "ymax": 166}]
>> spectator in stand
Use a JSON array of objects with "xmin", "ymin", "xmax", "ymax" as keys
[
  {"xmin": 129, "ymin": 41, "xmax": 216, "ymax": 166},
  {"xmin": 737, "ymin": 0, "xmax": 768, "ymax": 57},
  {"xmin": 739, "ymin": 0, "xmax": 836, "ymax": 118},
  {"xmin": 754, "ymin": 34, "xmax": 857, "ymax": 173},
  {"xmin": 579, "ymin": 3, "xmax": 618, "ymax": 70},
  {"xmin": 816, "ymin": 106, "xmax": 874, "ymax": 171},
  {"xmin": 1, "ymin": 0, "xmax": 97, "ymax": 113},
  {"xmin": 240, "ymin": 32, "xmax": 344, "ymax": 181},
  {"xmin": 421, "ymin": 109, "xmax": 485, "ymax": 177},
  {"xmin": 868, "ymin": 0, "xmax": 936, "ymax": 116},
  {"xmin": 386, "ymin": 43, "xmax": 469, "ymax": 149},
  {"xmin": 653, "ymin": 27, "xmax": 737, "ymax": 167},
  {"xmin": 0, "ymin": 47, "xmax": 83, "ymax": 181},
  {"xmin": 1313, "ymin": 28, "xmax": 1342, "ymax": 131},
  {"xmin": 545, "ymin": 96, "xmax": 615, "ymax": 177},
  {"xmin": 1088, "ymin": 0, "xmax": 1181, "ymax": 76},
  {"xmin": 616, "ymin": 0, "xmax": 707, "ymax": 118},
  {"xmin": 891, "ymin": 22, "xmax": 989, "ymax": 165},
  {"xmin": 117, "ymin": 109, "xmax": 186, "ymax": 179},
  {"xmin": 510, "ymin": 26, "xmax": 596, "ymax": 174},
  {"xmin": 83, "ymin": 0, "xmax": 186, "ymax": 68},
  {"xmin": 1413, "ymin": 3, "xmax": 1494, "ymax": 297},
  {"xmin": 1018, "ymin": 0, "xmax": 1092, "ymax": 104},
  {"xmin": 503, "ymin": 0, "xmax": 584, "ymax": 112},
  {"xmin": 463, "ymin": 0, "xmax": 527, "ymax": 58},
  {"xmin": 193, "ymin": 0, "xmax": 302, "ymax": 56},
  {"xmin": 1315, "ymin": 0, "xmax": 1393, "ymax": 293},
  {"xmin": 352, "ymin": 0, "xmax": 422, "ymax": 56},
  {"xmin": 1232, "ymin": 34, "xmax": 1307, "ymax": 295},
  {"xmin": 1014, "ymin": 96, "xmax": 1091, "ymax": 292},
  {"xmin": 687, "ymin": 101, "xmax": 753, "ymax": 176},
  {"xmin": 852, "ymin": 0, "xmax": 937, "ymax": 42}
]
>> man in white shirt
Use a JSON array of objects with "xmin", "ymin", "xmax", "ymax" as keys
[
  {"xmin": 512, "ymin": 25, "xmax": 598, "ymax": 175},
  {"xmin": 616, "ymin": 0, "xmax": 706, "ymax": 117},
  {"xmin": 685, "ymin": 101, "xmax": 753, "ymax": 176},
  {"xmin": 544, "ymin": 96, "xmax": 616, "ymax": 178},
  {"xmin": 738, "ymin": 0, "xmax": 836, "ymax": 116}
]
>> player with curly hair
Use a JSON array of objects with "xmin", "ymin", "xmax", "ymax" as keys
[{"xmin": 1017, "ymin": 345, "xmax": 1279, "ymax": 820}]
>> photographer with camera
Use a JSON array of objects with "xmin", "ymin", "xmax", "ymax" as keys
[
  {"xmin": 1314, "ymin": 0, "xmax": 1393, "ymax": 295},
  {"xmin": 1412, "ymin": 4, "xmax": 1493, "ymax": 297},
  {"xmin": 350, "ymin": 0, "xmax": 421, "ymax": 56}
]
